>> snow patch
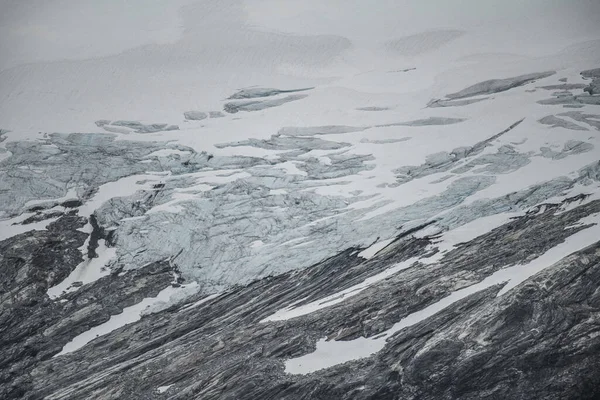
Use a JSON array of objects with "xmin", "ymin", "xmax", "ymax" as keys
[
  {"xmin": 157, "ymin": 385, "xmax": 173, "ymax": 394},
  {"xmin": 358, "ymin": 238, "xmax": 395, "ymax": 259},
  {"xmin": 55, "ymin": 285, "xmax": 180, "ymax": 356},
  {"xmin": 47, "ymin": 239, "xmax": 116, "ymax": 299}
]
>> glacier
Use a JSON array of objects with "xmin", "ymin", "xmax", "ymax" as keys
[{"xmin": 1, "ymin": 1, "xmax": 600, "ymax": 399}]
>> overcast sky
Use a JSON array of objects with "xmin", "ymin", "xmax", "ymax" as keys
[
  {"xmin": 1, "ymin": 0, "xmax": 599, "ymax": 71},
  {"xmin": 0, "ymin": 0, "xmax": 598, "ymax": 133}
]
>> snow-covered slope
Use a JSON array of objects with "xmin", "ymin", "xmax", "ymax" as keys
[{"xmin": 1, "ymin": 1, "xmax": 600, "ymax": 399}]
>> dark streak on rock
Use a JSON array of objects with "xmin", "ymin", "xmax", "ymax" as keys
[{"xmin": 87, "ymin": 214, "xmax": 102, "ymax": 259}]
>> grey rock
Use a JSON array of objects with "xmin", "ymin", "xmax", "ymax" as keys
[
  {"xmin": 538, "ymin": 83, "xmax": 587, "ymax": 90},
  {"xmin": 550, "ymin": 90, "xmax": 574, "ymax": 97},
  {"xmin": 216, "ymin": 135, "xmax": 349, "ymax": 151},
  {"xmin": 538, "ymin": 115, "xmax": 588, "ymax": 131},
  {"xmin": 562, "ymin": 139, "xmax": 594, "ymax": 154},
  {"xmin": 356, "ymin": 106, "xmax": 390, "ymax": 111},
  {"xmin": 537, "ymin": 94, "xmax": 600, "ymax": 106},
  {"xmin": 581, "ymin": 68, "xmax": 600, "ymax": 78},
  {"xmin": 0, "ymin": 129, "xmax": 8, "ymax": 147},
  {"xmin": 584, "ymin": 82, "xmax": 600, "ymax": 96},
  {"xmin": 427, "ymin": 98, "xmax": 488, "ymax": 107},
  {"xmin": 95, "ymin": 120, "xmax": 179, "ymax": 134},
  {"xmin": 559, "ymin": 111, "xmax": 600, "ymax": 130},
  {"xmin": 0, "ymin": 215, "xmax": 175, "ymax": 399},
  {"xmin": 378, "ymin": 117, "xmax": 466, "ymax": 127},
  {"xmin": 278, "ymin": 125, "xmax": 367, "ymax": 136},
  {"xmin": 360, "ymin": 137, "xmax": 411, "ymax": 144},
  {"xmin": 581, "ymin": 66, "xmax": 600, "ymax": 94},
  {"xmin": 224, "ymin": 94, "xmax": 308, "ymax": 113},
  {"xmin": 446, "ymin": 71, "xmax": 556, "ymax": 99},
  {"xmin": 277, "ymin": 119, "xmax": 463, "ymax": 140},
  {"xmin": 228, "ymin": 87, "xmax": 313, "ymax": 100},
  {"xmin": 183, "ymin": 111, "xmax": 208, "ymax": 121},
  {"xmin": 94, "ymin": 120, "xmax": 111, "ymax": 127},
  {"xmin": 538, "ymin": 140, "xmax": 593, "ymax": 160}
]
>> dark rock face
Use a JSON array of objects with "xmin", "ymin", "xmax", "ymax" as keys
[
  {"xmin": 1, "ymin": 215, "xmax": 87, "ymax": 398},
  {"xmin": 0, "ymin": 214, "xmax": 174, "ymax": 398},
  {"xmin": 3, "ymin": 197, "xmax": 600, "ymax": 399}
]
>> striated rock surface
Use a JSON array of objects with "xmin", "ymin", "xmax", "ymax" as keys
[{"xmin": 3, "ymin": 195, "xmax": 600, "ymax": 399}]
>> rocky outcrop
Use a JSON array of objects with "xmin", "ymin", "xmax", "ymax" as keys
[
  {"xmin": 3, "ymin": 195, "xmax": 600, "ymax": 399},
  {"xmin": 538, "ymin": 115, "xmax": 589, "ymax": 130},
  {"xmin": 0, "ymin": 214, "xmax": 174, "ymax": 398},
  {"xmin": 445, "ymin": 71, "xmax": 556, "ymax": 99},
  {"xmin": 95, "ymin": 120, "xmax": 179, "ymax": 134},
  {"xmin": 427, "ymin": 72, "xmax": 558, "ymax": 106},
  {"xmin": 427, "ymin": 98, "xmax": 487, "ymax": 107},
  {"xmin": 224, "ymin": 94, "xmax": 308, "ymax": 113},
  {"xmin": 377, "ymin": 117, "xmax": 466, "ymax": 127},
  {"xmin": 183, "ymin": 111, "xmax": 207, "ymax": 121}
]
